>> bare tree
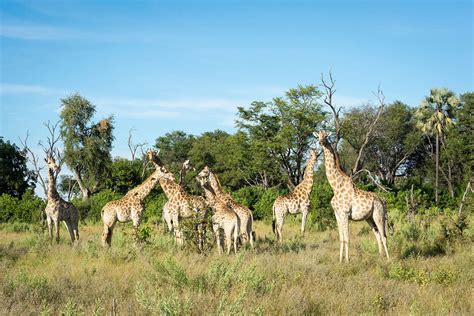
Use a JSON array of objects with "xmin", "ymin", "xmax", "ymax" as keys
[
  {"xmin": 351, "ymin": 87, "xmax": 385, "ymax": 175},
  {"xmin": 128, "ymin": 128, "xmax": 147, "ymax": 161},
  {"xmin": 321, "ymin": 71, "xmax": 342, "ymax": 151},
  {"xmin": 19, "ymin": 121, "xmax": 63, "ymax": 196}
]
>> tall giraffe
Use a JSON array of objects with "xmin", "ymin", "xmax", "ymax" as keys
[
  {"xmin": 101, "ymin": 163, "xmax": 173, "ymax": 246},
  {"xmin": 272, "ymin": 150, "xmax": 318, "ymax": 242},
  {"xmin": 146, "ymin": 151, "xmax": 207, "ymax": 246},
  {"xmin": 44, "ymin": 155, "xmax": 79, "ymax": 244},
  {"xmin": 199, "ymin": 166, "xmax": 254, "ymax": 247},
  {"xmin": 317, "ymin": 131, "xmax": 389, "ymax": 262},
  {"xmin": 197, "ymin": 168, "xmax": 239, "ymax": 254}
]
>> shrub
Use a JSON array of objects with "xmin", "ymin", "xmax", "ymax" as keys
[
  {"xmin": 143, "ymin": 192, "xmax": 167, "ymax": 223},
  {"xmin": 0, "ymin": 190, "xmax": 45, "ymax": 223},
  {"xmin": 309, "ymin": 181, "xmax": 335, "ymax": 231},
  {"xmin": 254, "ymin": 187, "xmax": 285, "ymax": 220},
  {"xmin": 72, "ymin": 189, "xmax": 122, "ymax": 223}
]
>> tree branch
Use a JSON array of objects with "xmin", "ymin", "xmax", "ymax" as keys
[
  {"xmin": 352, "ymin": 168, "xmax": 391, "ymax": 192},
  {"xmin": 351, "ymin": 87, "xmax": 385, "ymax": 175},
  {"xmin": 19, "ymin": 131, "xmax": 48, "ymax": 197}
]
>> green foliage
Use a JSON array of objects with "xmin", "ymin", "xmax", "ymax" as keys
[
  {"xmin": 0, "ymin": 138, "xmax": 35, "ymax": 197},
  {"xmin": 188, "ymin": 130, "xmax": 252, "ymax": 190},
  {"xmin": 143, "ymin": 192, "xmax": 167, "ymax": 223},
  {"xmin": 107, "ymin": 158, "xmax": 143, "ymax": 194},
  {"xmin": 254, "ymin": 187, "xmax": 286, "ymax": 220},
  {"xmin": 72, "ymin": 189, "xmax": 122, "ymax": 223},
  {"xmin": 237, "ymin": 85, "xmax": 327, "ymax": 187},
  {"xmin": 59, "ymin": 93, "xmax": 115, "ymax": 199},
  {"xmin": 309, "ymin": 181, "xmax": 335, "ymax": 230},
  {"xmin": 0, "ymin": 190, "xmax": 45, "ymax": 223},
  {"xmin": 154, "ymin": 130, "xmax": 195, "ymax": 176}
]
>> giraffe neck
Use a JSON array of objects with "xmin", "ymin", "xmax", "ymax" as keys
[
  {"xmin": 294, "ymin": 152, "xmax": 316, "ymax": 196},
  {"xmin": 208, "ymin": 171, "xmax": 228, "ymax": 200},
  {"xmin": 201, "ymin": 182, "xmax": 217, "ymax": 206},
  {"xmin": 179, "ymin": 165, "xmax": 186, "ymax": 188},
  {"xmin": 47, "ymin": 168, "xmax": 61, "ymax": 201},
  {"xmin": 127, "ymin": 169, "xmax": 161, "ymax": 201},
  {"xmin": 159, "ymin": 177, "xmax": 183, "ymax": 199},
  {"xmin": 321, "ymin": 143, "xmax": 350, "ymax": 191}
]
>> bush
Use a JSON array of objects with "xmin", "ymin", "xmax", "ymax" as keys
[
  {"xmin": 0, "ymin": 190, "xmax": 45, "ymax": 223},
  {"xmin": 143, "ymin": 192, "xmax": 168, "ymax": 223},
  {"xmin": 72, "ymin": 189, "xmax": 122, "ymax": 223},
  {"xmin": 254, "ymin": 187, "xmax": 285, "ymax": 220},
  {"xmin": 309, "ymin": 181, "xmax": 335, "ymax": 231}
]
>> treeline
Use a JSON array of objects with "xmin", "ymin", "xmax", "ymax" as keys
[{"xmin": 1, "ymin": 83, "xmax": 473, "ymax": 232}]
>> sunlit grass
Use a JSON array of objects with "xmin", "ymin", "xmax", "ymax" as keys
[{"xmin": 0, "ymin": 220, "xmax": 472, "ymax": 314}]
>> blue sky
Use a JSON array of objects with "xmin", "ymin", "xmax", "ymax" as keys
[{"xmin": 1, "ymin": 0, "xmax": 472, "ymax": 165}]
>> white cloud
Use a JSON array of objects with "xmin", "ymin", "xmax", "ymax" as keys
[
  {"xmin": 0, "ymin": 24, "xmax": 84, "ymax": 41},
  {"xmin": 0, "ymin": 83, "xmax": 65, "ymax": 95}
]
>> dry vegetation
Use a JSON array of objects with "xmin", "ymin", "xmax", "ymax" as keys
[{"xmin": 0, "ymin": 219, "xmax": 473, "ymax": 315}]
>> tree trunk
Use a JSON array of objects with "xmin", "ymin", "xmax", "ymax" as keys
[{"xmin": 74, "ymin": 166, "xmax": 90, "ymax": 201}]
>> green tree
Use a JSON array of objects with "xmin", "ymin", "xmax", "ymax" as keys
[
  {"xmin": 188, "ymin": 130, "xmax": 251, "ymax": 190},
  {"xmin": 340, "ymin": 102, "xmax": 423, "ymax": 185},
  {"xmin": 58, "ymin": 175, "xmax": 80, "ymax": 201},
  {"xmin": 237, "ymin": 85, "xmax": 326, "ymax": 188},
  {"xmin": 59, "ymin": 94, "xmax": 114, "ymax": 200},
  {"xmin": 0, "ymin": 138, "xmax": 35, "ymax": 197},
  {"xmin": 154, "ymin": 130, "xmax": 195, "ymax": 176},
  {"xmin": 415, "ymin": 88, "xmax": 460, "ymax": 204},
  {"xmin": 106, "ymin": 158, "xmax": 143, "ymax": 194}
]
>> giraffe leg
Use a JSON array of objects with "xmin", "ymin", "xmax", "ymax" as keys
[
  {"xmin": 226, "ymin": 229, "xmax": 232, "ymax": 255},
  {"xmin": 341, "ymin": 215, "xmax": 350, "ymax": 262},
  {"xmin": 334, "ymin": 212, "xmax": 344, "ymax": 263},
  {"xmin": 301, "ymin": 208, "xmax": 309, "ymax": 237},
  {"xmin": 64, "ymin": 220, "xmax": 75, "ymax": 243},
  {"xmin": 46, "ymin": 216, "xmax": 53, "ymax": 244},
  {"xmin": 366, "ymin": 218, "xmax": 383, "ymax": 255},
  {"xmin": 233, "ymin": 224, "xmax": 239, "ymax": 254},
  {"xmin": 213, "ymin": 224, "xmax": 222, "ymax": 255},
  {"xmin": 54, "ymin": 220, "xmax": 60, "ymax": 244},
  {"xmin": 373, "ymin": 202, "xmax": 390, "ymax": 259}
]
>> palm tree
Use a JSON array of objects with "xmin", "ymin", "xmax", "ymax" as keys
[{"xmin": 415, "ymin": 88, "xmax": 460, "ymax": 205}]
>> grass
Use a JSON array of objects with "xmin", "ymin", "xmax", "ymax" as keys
[{"xmin": 0, "ymin": 219, "xmax": 473, "ymax": 315}]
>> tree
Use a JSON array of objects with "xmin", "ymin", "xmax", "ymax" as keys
[
  {"xmin": 237, "ymin": 85, "xmax": 326, "ymax": 188},
  {"xmin": 415, "ymin": 88, "xmax": 460, "ymax": 204},
  {"xmin": 340, "ymin": 101, "xmax": 422, "ymax": 186},
  {"xmin": 59, "ymin": 94, "xmax": 114, "ymax": 200},
  {"xmin": 0, "ymin": 137, "xmax": 35, "ymax": 197},
  {"xmin": 154, "ymin": 130, "xmax": 195, "ymax": 176},
  {"xmin": 58, "ymin": 175, "xmax": 80, "ymax": 201},
  {"xmin": 106, "ymin": 158, "xmax": 143, "ymax": 194}
]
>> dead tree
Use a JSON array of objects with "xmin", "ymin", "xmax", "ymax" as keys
[
  {"xmin": 351, "ymin": 87, "xmax": 385, "ymax": 175},
  {"xmin": 128, "ymin": 128, "xmax": 147, "ymax": 161}
]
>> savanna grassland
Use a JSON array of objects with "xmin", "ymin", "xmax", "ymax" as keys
[{"xmin": 1, "ymin": 217, "xmax": 472, "ymax": 315}]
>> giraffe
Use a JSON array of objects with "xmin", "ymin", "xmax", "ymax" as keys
[
  {"xmin": 272, "ymin": 150, "xmax": 318, "ymax": 242},
  {"xmin": 146, "ymin": 151, "xmax": 208, "ymax": 246},
  {"xmin": 101, "ymin": 163, "xmax": 174, "ymax": 247},
  {"xmin": 196, "ymin": 168, "xmax": 239, "ymax": 254},
  {"xmin": 316, "ymin": 130, "xmax": 389, "ymax": 262},
  {"xmin": 162, "ymin": 159, "xmax": 202, "ymax": 234},
  {"xmin": 44, "ymin": 155, "xmax": 79, "ymax": 244},
  {"xmin": 198, "ymin": 166, "xmax": 254, "ymax": 248}
]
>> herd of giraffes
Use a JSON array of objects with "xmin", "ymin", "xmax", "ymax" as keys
[{"xmin": 43, "ymin": 130, "xmax": 389, "ymax": 262}]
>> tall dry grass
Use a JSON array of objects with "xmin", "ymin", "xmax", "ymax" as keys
[{"xmin": 0, "ymin": 219, "xmax": 472, "ymax": 315}]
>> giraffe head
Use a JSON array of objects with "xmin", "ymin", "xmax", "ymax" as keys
[
  {"xmin": 45, "ymin": 154, "xmax": 59, "ymax": 172},
  {"xmin": 196, "ymin": 166, "xmax": 210, "ymax": 185},
  {"xmin": 317, "ymin": 130, "xmax": 330, "ymax": 146},
  {"xmin": 152, "ymin": 165, "xmax": 174, "ymax": 181}
]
